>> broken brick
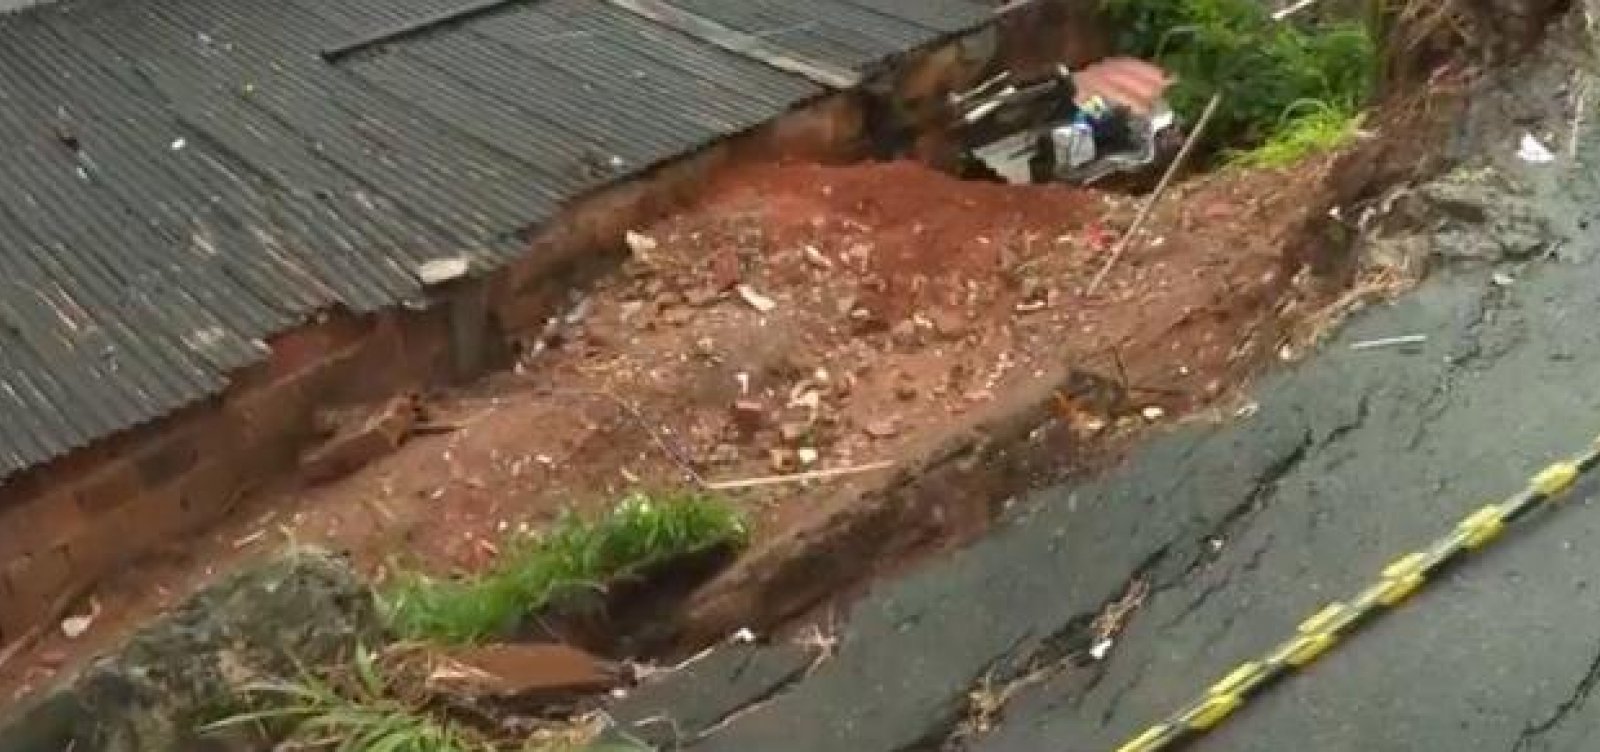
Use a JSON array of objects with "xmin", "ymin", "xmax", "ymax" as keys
[
  {"xmin": 299, "ymin": 396, "xmax": 419, "ymax": 484},
  {"xmin": 730, "ymin": 399, "xmax": 767, "ymax": 434}
]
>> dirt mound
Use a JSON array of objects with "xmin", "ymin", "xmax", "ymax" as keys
[
  {"xmin": 0, "ymin": 156, "xmax": 1349, "ymax": 701},
  {"xmin": 694, "ymin": 161, "xmax": 1108, "ymax": 320}
]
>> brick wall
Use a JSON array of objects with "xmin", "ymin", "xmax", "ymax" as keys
[
  {"xmin": 992, "ymin": 0, "xmax": 1110, "ymax": 76},
  {"xmin": 0, "ymin": 90, "xmax": 871, "ymax": 646},
  {"xmin": 0, "ymin": 307, "xmax": 453, "ymax": 645}
]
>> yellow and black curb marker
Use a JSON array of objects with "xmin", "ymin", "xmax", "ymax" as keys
[{"xmin": 1112, "ymin": 437, "xmax": 1600, "ymax": 752}]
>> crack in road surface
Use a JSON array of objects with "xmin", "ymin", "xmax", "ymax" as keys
[
  {"xmin": 1512, "ymin": 641, "xmax": 1600, "ymax": 752},
  {"xmin": 622, "ymin": 26, "xmax": 1600, "ymax": 751},
  {"xmin": 1159, "ymin": 534, "xmax": 1275, "ymax": 632}
]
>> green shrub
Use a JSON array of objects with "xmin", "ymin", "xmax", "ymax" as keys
[
  {"xmin": 1228, "ymin": 100, "xmax": 1367, "ymax": 168},
  {"xmin": 1103, "ymin": 0, "xmax": 1377, "ymax": 158}
]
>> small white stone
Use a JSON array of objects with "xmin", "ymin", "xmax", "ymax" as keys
[
  {"xmin": 1090, "ymin": 638, "xmax": 1114, "ymax": 661},
  {"xmin": 417, "ymin": 256, "xmax": 470, "ymax": 285}
]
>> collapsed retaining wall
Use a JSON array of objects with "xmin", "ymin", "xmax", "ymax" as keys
[
  {"xmin": 0, "ymin": 2, "xmax": 1107, "ymax": 654},
  {"xmin": 0, "ymin": 90, "xmax": 867, "ymax": 649},
  {"xmin": 0, "ymin": 16, "xmax": 1022, "ymax": 643}
]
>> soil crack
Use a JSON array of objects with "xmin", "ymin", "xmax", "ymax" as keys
[
  {"xmin": 1158, "ymin": 533, "xmax": 1276, "ymax": 632},
  {"xmin": 1407, "ymin": 284, "xmax": 1515, "ymax": 450},
  {"xmin": 687, "ymin": 658, "xmax": 817, "ymax": 745},
  {"xmin": 892, "ymin": 635, "xmax": 1041, "ymax": 752},
  {"xmin": 1159, "ymin": 579, "xmax": 1230, "ymax": 631},
  {"xmin": 1321, "ymin": 392, "xmax": 1372, "ymax": 448},
  {"xmin": 1099, "ymin": 659, "xmax": 1153, "ymax": 728},
  {"xmin": 1511, "ymin": 637, "xmax": 1600, "ymax": 751},
  {"xmin": 1318, "ymin": 390, "xmax": 1374, "ymax": 473},
  {"xmin": 1167, "ymin": 427, "xmax": 1314, "ymax": 586},
  {"xmin": 930, "ymin": 424, "xmax": 1315, "ymax": 750}
]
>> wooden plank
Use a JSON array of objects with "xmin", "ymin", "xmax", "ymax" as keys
[{"xmin": 600, "ymin": 0, "xmax": 864, "ymax": 89}]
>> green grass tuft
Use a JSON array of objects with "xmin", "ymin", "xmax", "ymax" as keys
[
  {"xmin": 1102, "ymin": 0, "xmax": 1377, "ymax": 156},
  {"xmin": 382, "ymin": 491, "xmax": 747, "ymax": 644},
  {"xmin": 205, "ymin": 645, "xmax": 635, "ymax": 751},
  {"xmin": 1229, "ymin": 100, "xmax": 1367, "ymax": 168},
  {"xmin": 203, "ymin": 647, "xmax": 485, "ymax": 752}
]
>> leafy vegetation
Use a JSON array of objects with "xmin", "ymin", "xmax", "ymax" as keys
[
  {"xmin": 202, "ymin": 647, "xmax": 619, "ymax": 752},
  {"xmin": 1227, "ymin": 101, "xmax": 1367, "ymax": 168},
  {"xmin": 383, "ymin": 491, "xmax": 747, "ymax": 643},
  {"xmin": 203, "ymin": 647, "xmax": 484, "ymax": 752},
  {"xmin": 1102, "ymin": 0, "xmax": 1378, "ymax": 164}
]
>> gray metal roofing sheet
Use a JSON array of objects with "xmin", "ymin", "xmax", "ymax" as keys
[
  {"xmin": 660, "ymin": 0, "xmax": 992, "ymax": 72},
  {"xmin": 0, "ymin": 0, "xmax": 992, "ymax": 478}
]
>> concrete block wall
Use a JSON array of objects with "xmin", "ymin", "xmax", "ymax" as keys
[{"xmin": 0, "ymin": 90, "xmax": 871, "ymax": 647}]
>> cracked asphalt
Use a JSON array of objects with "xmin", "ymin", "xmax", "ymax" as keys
[{"xmin": 607, "ymin": 19, "xmax": 1600, "ymax": 752}]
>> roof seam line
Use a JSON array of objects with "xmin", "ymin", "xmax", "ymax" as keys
[{"xmin": 598, "ymin": 0, "xmax": 863, "ymax": 89}]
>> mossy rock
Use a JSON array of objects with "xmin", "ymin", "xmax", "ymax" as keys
[{"xmin": 0, "ymin": 550, "xmax": 381, "ymax": 752}]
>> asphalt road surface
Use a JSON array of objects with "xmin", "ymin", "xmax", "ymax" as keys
[{"xmin": 609, "ymin": 22, "xmax": 1600, "ymax": 752}]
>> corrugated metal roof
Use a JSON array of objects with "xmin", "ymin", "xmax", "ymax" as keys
[
  {"xmin": 0, "ymin": 0, "xmax": 995, "ymax": 478},
  {"xmin": 656, "ymin": 0, "xmax": 992, "ymax": 72}
]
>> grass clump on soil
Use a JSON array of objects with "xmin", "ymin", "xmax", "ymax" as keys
[
  {"xmin": 203, "ymin": 647, "xmax": 483, "ymax": 752},
  {"xmin": 383, "ymin": 491, "xmax": 747, "ymax": 644},
  {"xmin": 1227, "ymin": 101, "xmax": 1368, "ymax": 168},
  {"xmin": 1102, "ymin": 0, "xmax": 1378, "ymax": 164},
  {"xmin": 203, "ymin": 647, "xmax": 608, "ymax": 752}
]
